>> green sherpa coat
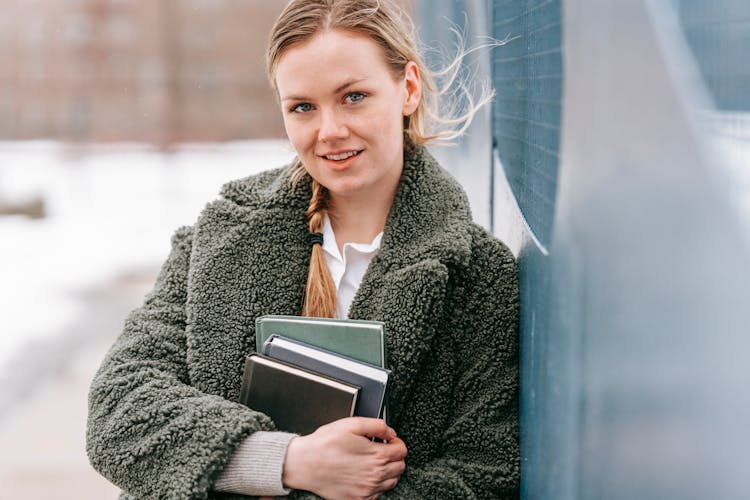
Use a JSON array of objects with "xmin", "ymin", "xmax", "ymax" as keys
[{"xmin": 87, "ymin": 144, "xmax": 520, "ymax": 499}]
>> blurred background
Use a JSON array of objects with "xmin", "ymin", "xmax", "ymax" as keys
[
  {"xmin": 0, "ymin": 0, "xmax": 287, "ymax": 144},
  {"xmin": 0, "ymin": 1, "xmax": 294, "ymax": 497},
  {"xmin": 1, "ymin": 0, "xmax": 750, "ymax": 499}
]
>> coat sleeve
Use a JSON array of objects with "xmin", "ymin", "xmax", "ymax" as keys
[
  {"xmin": 383, "ymin": 236, "xmax": 520, "ymax": 499},
  {"xmin": 86, "ymin": 226, "xmax": 277, "ymax": 500}
]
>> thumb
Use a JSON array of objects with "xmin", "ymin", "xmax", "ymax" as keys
[{"xmin": 346, "ymin": 417, "xmax": 397, "ymax": 440}]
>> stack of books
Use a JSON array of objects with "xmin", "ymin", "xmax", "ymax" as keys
[{"xmin": 239, "ymin": 315, "xmax": 391, "ymax": 436}]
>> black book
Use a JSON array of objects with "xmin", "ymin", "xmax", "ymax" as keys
[
  {"xmin": 239, "ymin": 353, "xmax": 359, "ymax": 435},
  {"xmin": 262, "ymin": 334, "xmax": 391, "ymax": 419}
]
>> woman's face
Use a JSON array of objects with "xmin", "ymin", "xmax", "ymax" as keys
[{"xmin": 274, "ymin": 29, "xmax": 421, "ymax": 203}]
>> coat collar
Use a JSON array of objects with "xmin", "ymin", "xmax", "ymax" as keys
[
  {"xmin": 379, "ymin": 143, "xmax": 473, "ymax": 270},
  {"xmin": 219, "ymin": 143, "xmax": 474, "ymax": 272}
]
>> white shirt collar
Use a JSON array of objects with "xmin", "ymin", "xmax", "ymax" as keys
[
  {"xmin": 320, "ymin": 213, "xmax": 383, "ymax": 318},
  {"xmin": 321, "ymin": 213, "xmax": 383, "ymax": 264}
]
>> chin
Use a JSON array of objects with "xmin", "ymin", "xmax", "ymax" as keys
[{"xmin": 323, "ymin": 179, "xmax": 370, "ymax": 197}]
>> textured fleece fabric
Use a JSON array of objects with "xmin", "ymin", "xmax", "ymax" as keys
[{"xmin": 86, "ymin": 144, "xmax": 520, "ymax": 499}]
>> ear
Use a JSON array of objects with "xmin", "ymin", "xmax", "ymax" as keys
[{"xmin": 402, "ymin": 61, "xmax": 422, "ymax": 116}]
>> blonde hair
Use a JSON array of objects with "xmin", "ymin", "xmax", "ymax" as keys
[
  {"xmin": 268, "ymin": 0, "xmax": 492, "ymax": 317},
  {"xmin": 301, "ymin": 180, "xmax": 337, "ymax": 318}
]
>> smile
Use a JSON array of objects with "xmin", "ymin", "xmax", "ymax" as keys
[{"xmin": 321, "ymin": 150, "xmax": 361, "ymax": 161}]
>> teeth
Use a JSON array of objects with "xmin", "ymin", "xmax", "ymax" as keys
[{"xmin": 325, "ymin": 151, "xmax": 358, "ymax": 161}]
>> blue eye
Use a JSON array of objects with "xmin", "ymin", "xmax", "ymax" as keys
[
  {"xmin": 345, "ymin": 92, "xmax": 366, "ymax": 104},
  {"xmin": 291, "ymin": 103, "xmax": 313, "ymax": 113}
]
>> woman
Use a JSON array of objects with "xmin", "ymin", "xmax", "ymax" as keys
[{"xmin": 87, "ymin": 1, "xmax": 519, "ymax": 498}]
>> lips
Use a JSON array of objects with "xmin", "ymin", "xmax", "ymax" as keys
[{"xmin": 320, "ymin": 150, "xmax": 362, "ymax": 161}]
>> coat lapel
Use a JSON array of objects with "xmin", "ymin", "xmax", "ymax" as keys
[
  {"xmin": 186, "ymin": 169, "xmax": 312, "ymax": 398},
  {"xmin": 348, "ymin": 144, "xmax": 474, "ymax": 421},
  {"xmin": 348, "ymin": 258, "xmax": 449, "ymax": 420}
]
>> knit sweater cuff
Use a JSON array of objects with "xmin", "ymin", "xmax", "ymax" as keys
[{"xmin": 213, "ymin": 431, "xmax": 297, "ymax": 496}]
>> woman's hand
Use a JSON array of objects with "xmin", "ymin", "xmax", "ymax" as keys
[{"xmin": 282, "ymin": 417, "xmax": 408, "ymax": 499}]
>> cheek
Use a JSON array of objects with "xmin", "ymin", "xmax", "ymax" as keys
[
  {"xmin": 359, "ymin": 103, "xmax": 403, "ymax": 138},
  {"xmin": 282, "ymin": 120, "xmax": 311, "ymax": 151}
]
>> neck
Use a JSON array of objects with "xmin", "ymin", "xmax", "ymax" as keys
[{"xmin": 327, "ymin": 188, "xmax": 396, "ymax": 252}]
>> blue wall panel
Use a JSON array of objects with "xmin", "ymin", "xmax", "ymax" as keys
[
  {"xmin": 678, "ymin": 0, "xmax": 750, "ymax": 111},
  {"xmin": 495, "ymin": 0, "xmax": 750, "ymax": 498},
  {"xmin": 414, "ymin": 1, "xmax": 750, "ymax": 498},
  {"xmin": 492, "ymin": 0, "xmax": 562, "ymax": 248}
]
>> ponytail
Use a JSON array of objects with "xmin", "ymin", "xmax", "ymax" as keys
[{"xmin": 302, "ymin": 179, "xmax": 337, "ymax": 318}]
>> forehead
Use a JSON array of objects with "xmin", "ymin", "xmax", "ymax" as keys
[{"xmin": 275, "ymin": 29, "xmax": 393, "ymax": 98}]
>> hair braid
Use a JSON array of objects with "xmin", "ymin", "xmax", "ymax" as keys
[{"xmin": 302, "ymin": 179, "xmax": 337, "ymax": 317}]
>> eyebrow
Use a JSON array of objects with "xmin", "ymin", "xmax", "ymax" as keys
[{"xmin": 280, "ymin": 78, "xmax": 368, "ymax": 102}]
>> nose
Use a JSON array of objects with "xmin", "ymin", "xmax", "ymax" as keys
[{"xmin": 317, "ymin": 108, "xmax": 349, "ymax": 143}]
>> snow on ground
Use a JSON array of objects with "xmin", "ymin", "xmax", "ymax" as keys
[{"xmin": 0, "ymin": 140, "xmax": 295, "ymax": 377}]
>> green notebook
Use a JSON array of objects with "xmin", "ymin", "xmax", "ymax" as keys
[{"xmin": 255, "ymin": 315, "xmax": 387, "ymax": 368}]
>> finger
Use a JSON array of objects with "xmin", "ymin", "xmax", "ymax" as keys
[
  {"xmin": 363, "ymin": 436, "xmax": 407, "ymax": 464},
  {"xmin": 380, "ymin": 436, "xmax": 408, "ymax": 461},
  {"xmin": 363, "ymin": 459, "xmax": 404, "ymax": 496},
  {"xmin": 378, "ymin": 476, "xmax": 400, "ymax": 493},
  {"xmin": 379, "ymin": 458, "xmax": 406, "ymax": 481},
  {"xmin": 345, "ymin": 417, "xmax": 397, "ymax": 440},
  {"xmin": 369, "ymin": 471, "xmax": 401, "ymax": 496}
]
